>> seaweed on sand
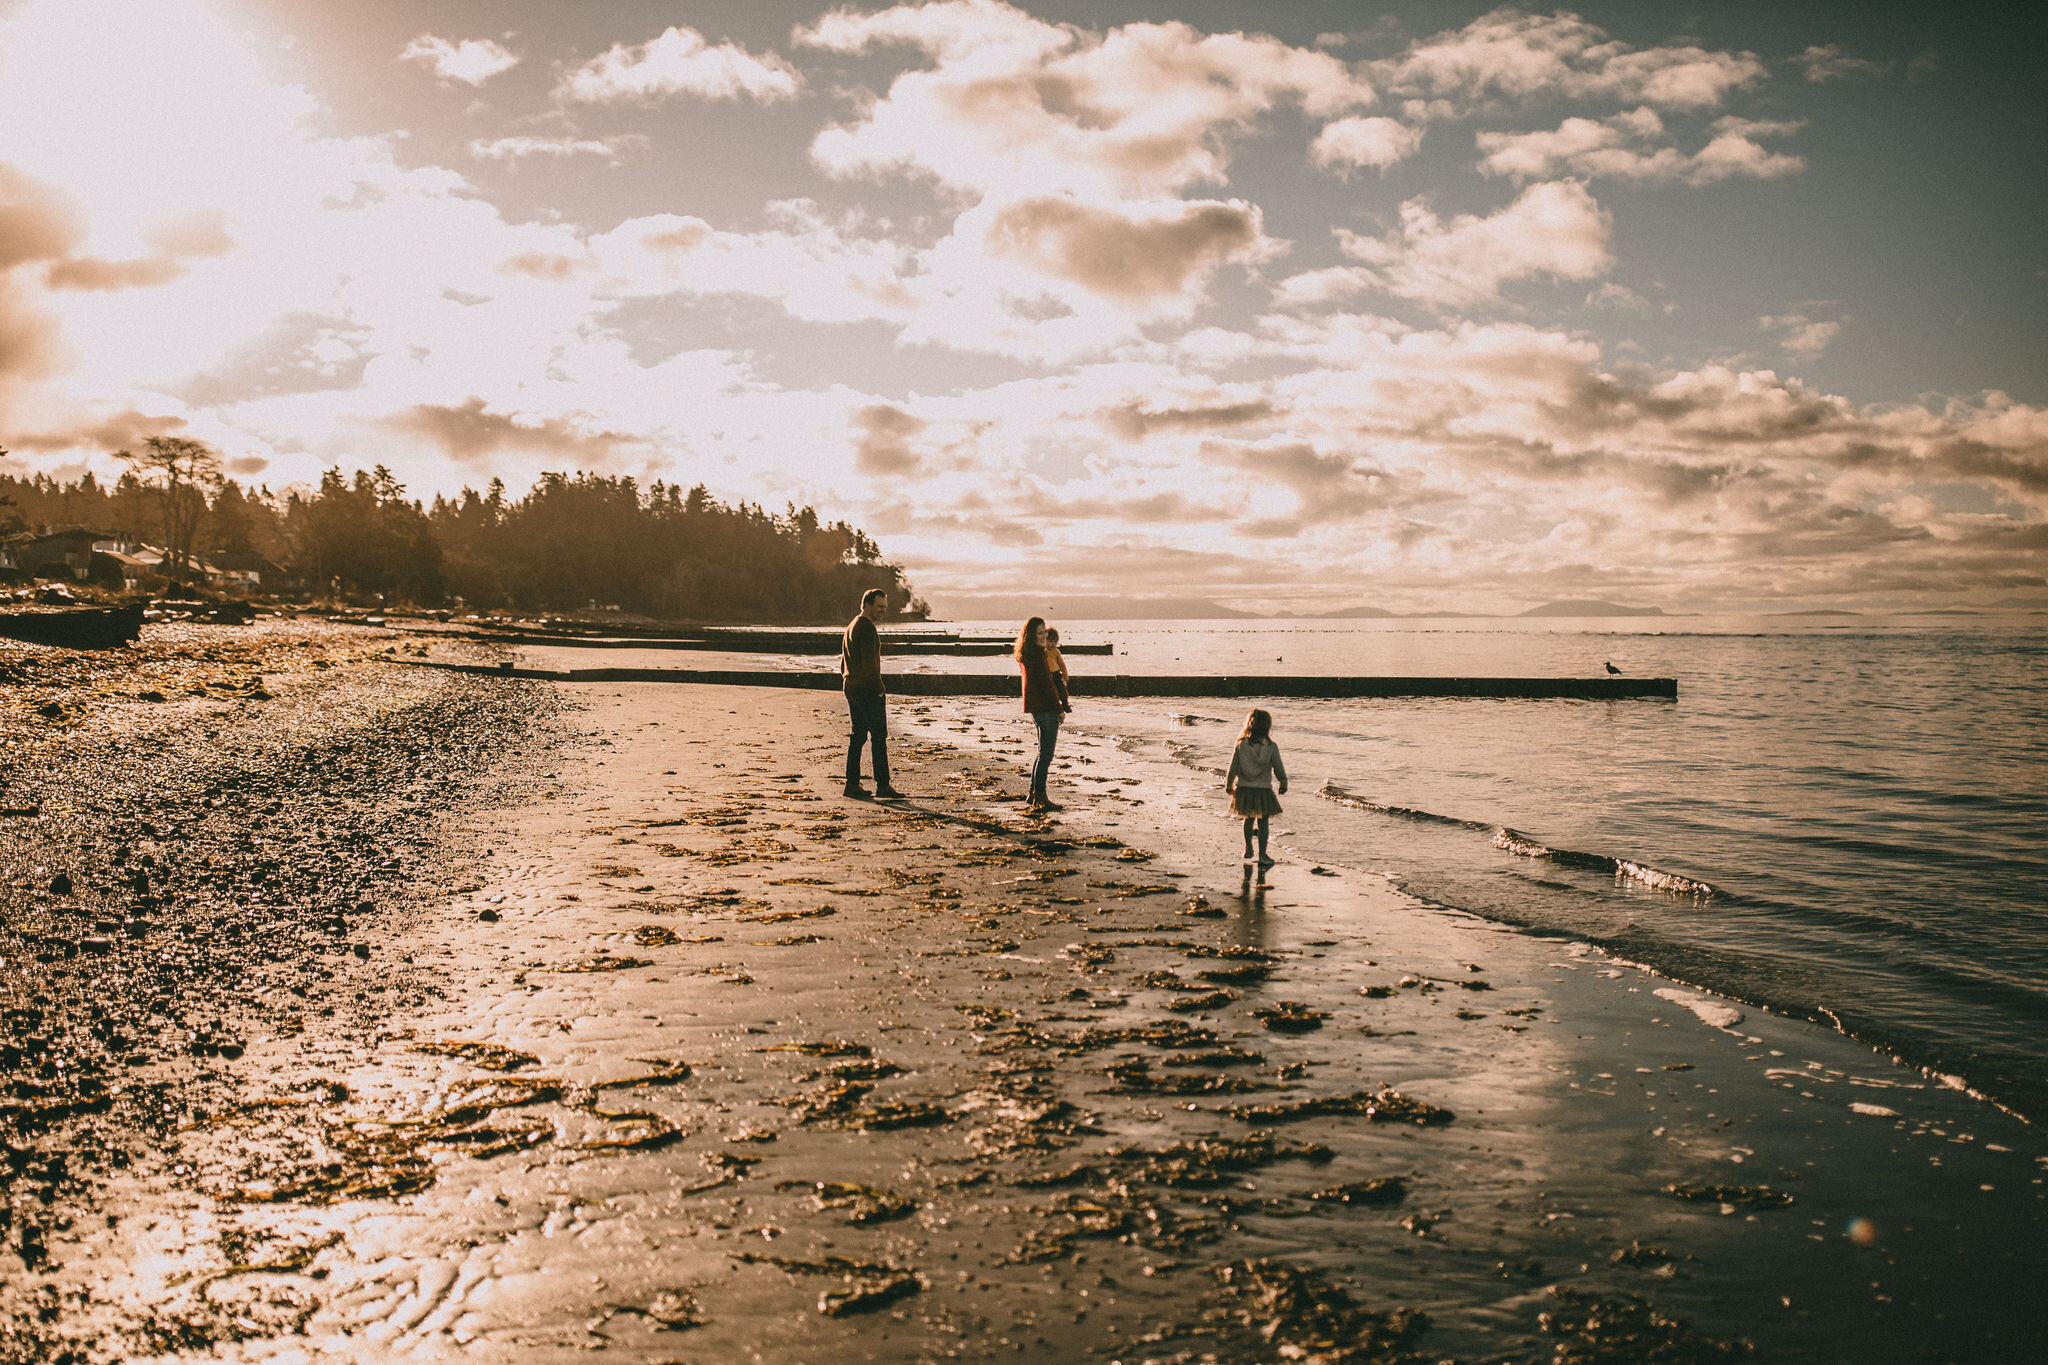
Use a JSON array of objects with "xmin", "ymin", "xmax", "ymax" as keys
[
  {"xmin": 598, "ymin": 1288, "xmax": 705, "ymax": 1332},
  {"xmin": 774, "ymin": 1180, "xmax": 918, "ymax": 1224},
  {"xmin": 1538, "ymin": 1285, "xmax": 1752, "ymax": 1360},
  {"xmin": 1165, "ymin": 989, "xmax": 1240, "ymax": 1013},
  {"xmin": 412, "ymin": 1041, "xmax": 539, "ymax": 1071},
  {"xmin": 1199, "ymin": 963, "xmax": 1273, "ymax": 985},
  {"xmin": 1162, "ymin": 1046, "xmax": 1266, "ymax": 1068},
  {"xmin": 1252, "ymin": 1001, "xmax": 1329, "ymax": 1033},
  {"xmin": 1309, "ymin": 1176, "xmax": 1410, "ymax": 1205},
  {"xmin": 1231, "ymin": 1088, "xmax": 1456, "ymax": 1127},
  {"xmin": 1017, "ymin": 1131, "xmax": 1334, "ymax": 1191},
  {"xmin": 590, "ymin": 1059, "xmax": 693, "ymax": 1091},
  {"xmin": 1200, "ymin": 1259, "xmax": 1434, "ymax": 1365},
  {"xmin": 1662, "ymin": 1183, "xmax": 1794, "ymax": 1208},
  {"xmin": 959, "ymin": 1090, "xmax": 1104, "ymax": 1155},
  {"xmin": 757, "ymin": 1040, "xmax": 871, "ymax": 1057},
  {"xmin": 580, "ymin": 1109, "xmax": 686, "ymax": 1151},
  {"xmin": 1055, "ymin": 1021, "xmax": 1226, "ymax": 1052},
  {"xmin": 730, "ymin": 1253, "xmax": 924, "ymax": 1317},
  {"xmin": 553, "ymin": 955, "xmax": 655, "ymax": 973},
  {"xmin": 1186, "ymin": 944, "xmax": 1277, "ymax": 961},
  {"xmin": 1100, "ymin": 1059, "xmax": 1270, "ymax": 1095}
]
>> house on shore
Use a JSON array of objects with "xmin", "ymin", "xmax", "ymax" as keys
[{"xmin": 2, "ymin": 528, "xmax": 111, "ymax": 582}]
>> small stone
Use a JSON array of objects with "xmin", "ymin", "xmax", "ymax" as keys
[
  {"xmin": 48, "ymin": 873, "xmax": 73, "ymax": 896},
  {"xmin": 353, "ymin": 943, "xmax": 370, "ymax": 959},
  {"xmin": 478, "ymin": 908, "xmax": 500, "ymax": 923}
]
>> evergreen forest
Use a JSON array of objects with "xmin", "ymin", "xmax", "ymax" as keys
[{"xmin": 0, "ymin": 465, "xmax": 922, "ymax": 623}]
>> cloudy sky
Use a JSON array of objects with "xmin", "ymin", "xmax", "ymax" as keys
[{"xmin": 0, "ymin": 0, "xmax": 2042, "ymax": 612}]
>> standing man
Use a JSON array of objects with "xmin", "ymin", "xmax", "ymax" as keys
[{"xmin": 841, "ymin": 587, "xmax": 903, "ymax": 799}]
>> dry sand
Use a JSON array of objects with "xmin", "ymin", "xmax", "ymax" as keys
[{"xmin": 4, "ymin": 652, "xmax": 2044, "ymax": 1362}]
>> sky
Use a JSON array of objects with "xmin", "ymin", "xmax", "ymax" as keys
[{"xmin": 0, "ymin": 0, "xmax": 2042, "ymax": 613}]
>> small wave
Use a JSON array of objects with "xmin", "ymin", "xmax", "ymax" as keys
[
  {"xmin": 1317, "ymin": 782, "xmax": 1492, "ymax": 832},
  {"xmin": 1494, "ymin": 827, "xmax": 1716, "ymax": 898}
]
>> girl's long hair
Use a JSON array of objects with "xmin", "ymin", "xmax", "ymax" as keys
[
  {"xmin": 1013, "ymin": 615, "xmax": 1046, "ymax": 663},
  {"xmin": 1238, "ymin": 708, "xmax": 1272, "ymax": 743}
]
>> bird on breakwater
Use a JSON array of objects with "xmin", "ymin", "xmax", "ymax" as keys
[{"xmin": 1605, "ymin": 661, "xmax": 1622, "ymax": 675}]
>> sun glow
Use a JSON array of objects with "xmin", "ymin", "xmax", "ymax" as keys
[{"xmin": 0, "ymin": 0, "xmax": 313, "ymax": 255}]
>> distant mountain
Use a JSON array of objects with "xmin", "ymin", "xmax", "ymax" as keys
[
  {"xmin": 1771, "ymin": 609, "xmax": 1860, "ymax": 617},
  {"xmin": 928, "ymin": 595, "xmax": 1261, "ymax": 620},
  {"xmin": 1517, "ymin": 599, "xmax": 1667, "ymax": 618}
]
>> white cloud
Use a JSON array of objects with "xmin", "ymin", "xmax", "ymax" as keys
[
  {"xmin": 400, "ymin": 35, "xmax": 520, "ymax": 87},
  {"xmin": 1, "ymin": 0, "xmax": 2039, "ymax": 610},
  {"xmin": 982, "ymin": 196, "xmax": 1271, "ymax": 303},
  {"xmin": 1377, "ymin": 9, "xmax": 1766, "ymax": 113},
  {"xmin": 1311, "ymin": 117, "xmax": 1424, "ymax": 174},
  {"xmin": 1798, "ymin": 45, "xmax": 1892, "ymax": 83},
  {"xmin": 1585, "ymin": 281, "xmax": 1652, "ymax": 313},
  {"xmin": 1760, "ymin": 310, "xmax": 1843, "ymax": 361},
  {"xmin": 470, "ymin": 135, "xmax": 646, "ymax": 165},
  {"xmin": 800, "ymin": 0, "xmax": 1372, "ymax": 199},
  {"xmin": 1323, "ymin": 180, "xmax": 1613, "ymax": 309},
  {"xmin": 1477, "ymin": 109, "xmax": 1803, "ymax": 185},
  {"xmin": 557, "ymin": 26, "xmax": 801, "ymax": 105}
]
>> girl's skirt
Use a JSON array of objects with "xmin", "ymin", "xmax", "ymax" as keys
[{"xmin": 1230, "ymin": 785, "xmax": 1282, "ymax": 818}]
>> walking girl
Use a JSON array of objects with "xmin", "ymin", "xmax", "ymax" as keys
[
  {"xmin": 1226, "ymin": 708, "xmax": 1287, "ymax": 867},
  {"xmin": 1015, "ymin": 615, "xmax": 1071, "ymax": 811}
]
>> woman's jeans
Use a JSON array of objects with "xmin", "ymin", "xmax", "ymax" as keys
[{"xmin": 1031, "ymin": 710, "xmax": 1061, "ymax": 793}]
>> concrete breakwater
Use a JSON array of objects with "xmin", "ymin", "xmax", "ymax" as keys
[
  {"xmin": 409, "ymin": 660, "xmax": 1676, "ymax": 700},
  {"xmin": 413, "ymin": 624, "xmax": 1116, "ymax": 655}
]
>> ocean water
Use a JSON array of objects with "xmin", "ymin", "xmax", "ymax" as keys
[{"xmin": 935, "ymin": 614, "xmax": 2048, "ymax": 1124}]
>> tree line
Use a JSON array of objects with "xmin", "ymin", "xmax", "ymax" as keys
[{"xmin": 0, "ymin": 447, "xmax": 923, "ymax": 622}]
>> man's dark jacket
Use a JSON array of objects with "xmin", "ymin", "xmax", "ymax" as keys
[{"xmin": 841, "ymin": 615, "xmax": 884, "ymax": 696}]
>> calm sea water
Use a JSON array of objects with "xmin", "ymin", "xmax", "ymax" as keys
[{"xmin": 933, "ymin": 614, "xmax": 2048, "ymax": 1123}]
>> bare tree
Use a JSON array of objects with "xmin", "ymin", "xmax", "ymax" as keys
[{"xmin": 117, "ymin": 436, "xmax": 222, "ymax": 584}]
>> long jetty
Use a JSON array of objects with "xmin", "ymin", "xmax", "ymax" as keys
[
  {"xmin": 410, "ymin": 661, "xmax": 1674, "ymax": 700},
  {"xmin": 408, "ymin": 625, "xmax": 1115, "ymax": 656}
]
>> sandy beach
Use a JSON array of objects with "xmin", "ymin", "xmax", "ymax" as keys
[{"xmin": 3, "ymin": 635, "xmax": 2044, "ymax": 1363}]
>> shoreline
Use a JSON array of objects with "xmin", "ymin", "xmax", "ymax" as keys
[{"xmin": 3, "ymin": 657, "xmax": 2043, "ymax": 1360}]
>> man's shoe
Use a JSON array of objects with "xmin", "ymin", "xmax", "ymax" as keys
[
  {"xmin": 874, "ymin": 785, "xmax": 906, "ymax": 799},
  {"xmin": 844, "ymin": 784, "xmax": 872, "ymax": 799}
]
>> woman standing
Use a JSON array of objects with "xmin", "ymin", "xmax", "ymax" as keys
[{"xmin": 1015, "ymin": 615, "xmax": 1071, "ymax": 811}]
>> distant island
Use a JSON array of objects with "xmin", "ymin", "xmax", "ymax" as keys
[
  {"xmin": 932, "ymin": 595, "xmax": 1264, "ymax": 620},
  {"xmin": 928, "ymin": 595, "xmax": 1676, "ymax": 621},
  {"xmin": 1516, "ymin": 599, "xmax": 1667, "ymax": 618},
  {"xmin": 1771, "ymin": 609, "xmax": 1861, "ymax": 617}
]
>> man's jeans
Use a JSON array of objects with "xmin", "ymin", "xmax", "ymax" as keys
[
  {"xmin": 846, "ymin": 690, "xmax": 889, "ymax": 786},
  {"xmin": 1031, "ymin": 710, "xmax": 1060, "ymax": 793}
]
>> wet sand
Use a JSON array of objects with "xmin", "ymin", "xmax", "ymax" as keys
[{"xmin": 5, "ymin": 658, "xmax": 2045, "ymax": 1361}]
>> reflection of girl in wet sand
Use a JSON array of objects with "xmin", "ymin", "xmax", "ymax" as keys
[{"xmin": 1226, "ymin": 708, "xmax": 1287, "ymax": 868}]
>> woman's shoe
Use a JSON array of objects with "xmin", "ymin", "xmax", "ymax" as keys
[{"xmin": 1257, "ymin": 855, "xmax": 1275, "ymax": 869}]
